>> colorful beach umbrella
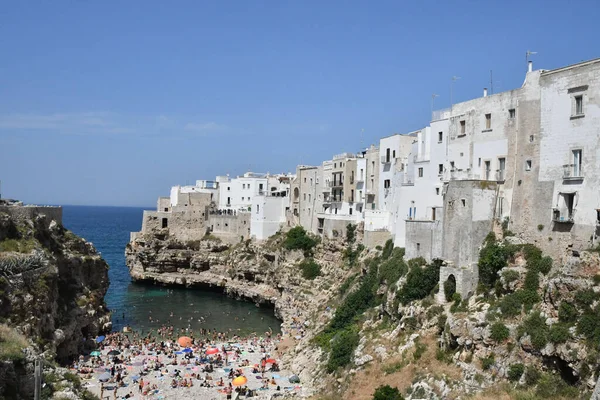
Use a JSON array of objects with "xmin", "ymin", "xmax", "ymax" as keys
[
  {"xmin": 107, "ymin": 350, "xmax": 120, "ymax": 356},
  {"xmin": 206, "ymin": 347, "xmax": 219, "ymax": 355},
  {"xmin": 90, "ymin": 351, "xmax": 101, "ymax": 356},
  {"xmin": 266, "ymin": 358, "xmax": 277, "ymax": 364},
  {"xmin": 232, "ymin": 376, "xmax": 248, "ymax": 386},
  {"xmin": 95, "ymin": 336, "xmax": 105, "ymax": 343},
  {"xmin": 178, "ymin": 336, "xmax": 192, "ymax": 347},
  {"xmin": 182, "ymin": 348, "xmax": 193, "ymax": 353}
]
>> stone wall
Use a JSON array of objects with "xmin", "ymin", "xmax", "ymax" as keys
[
  {"xmin": 363, "ymin": 229, "xmax": 392, "ymax": 249},
  {"xmin": 405, "ymin": 219, "xmax": 443, "ymax": 261},
  {"xmin": 141, "ymin": 208, "xmax": 208, "ymax": 242},
  {"xmin": 208, "ymin": 212, "xmax": 251, "ymax": 244},
  {"xmin": 442, "ymin": 180, "xmax": 498, "ymax": 267},
  {"xmin": 0, "ymin": 205, "xmax": 62, "ymax": 228},
  {"xmin": 436, "ymin": 263, "xmax": 479, "ymax": 303}
]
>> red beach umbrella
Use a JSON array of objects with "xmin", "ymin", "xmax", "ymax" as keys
[
  {"xmin": 206, "ymin": 347, "xmax": 219, "ymax": 355},
  {"xmin": 266, "ymin": 358, "xmax": 277, "ymax": 364}
]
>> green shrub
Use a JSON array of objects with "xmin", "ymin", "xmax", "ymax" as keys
[
  {"xmin": 444, "ymin": 277, "xmax": 456, "ymax": 302},
  {"xmin": 346, "ymin": 224, "xmax": 356, "ymax": 244},
  {"xmin": 577, "ymin": 308, "xmax": 600, "ymax": 343},
  {"xmin": 407, "ymin": 257, "xmax": 426, "ymax": 269},
  {"xmin": 498, "ymin": 292, "xmax": 522, "ymax": 317},
  {"xmin": 299, "ymin": 259, "xmax": 321, "ymax": 280},
  {"xmin": 373, "ymin": 385, "xmax": 404, "ymax": 400},
  {"xmin": 480, "ymin": 354, "xmax": 495, "ymax": 371},
  {"xmin": 524, "ymin": 366, "xmax": 541, "ymax": 386},
  {"xmin": 397, "ymin": 263, "xmax": 440, "ymax": 304},
  {"xmin": 413, "ymin": 341, "xmax": 427, "ymax": 361},
  {"xmin": 536, "ymin": 256, "xmax": 553, "ymax": 275},
  {"xmin": 381, "ymin": 239, "xmax": 394, "ymax": 260},
  {"xmin": 574, "ymin": 288, "xmax": 599, "ymax": 309},
  {"xmin": 535, "ymin": 372, "xmax": 579, "ymax": 398},
  {"xmin": 558, "ymin": 301, "xmax": 578, "ymax": 323},
  {"xmin": 522, "ymin": 244, "xmax": 542, "ymax": 262},
  {"xmin": 490, "ymin": 322, "xmax": 510, "ymax": 342},
  {"xmin": 378, "ymin": 252, "xmax": 407, "ymax": 286},
  {"xmin": 375, "ymin": 245, "xmax": 382, "ymax": 251},
  {"xmin": 478, "ymin": 237, "xmax": 510, "ymax": 287},
  {"xmin": 518, "ymin": 312, "xmax": 548, "ymax": 350},
  {"xmin": 549, "ymin": 323, "xmax": 570, "ymax": 344},
  {"xmin": 326, "ymin": 327, "xmax": 359, "ymax": 372},
  {"xmin": 523, "ymin": 270, "xmax": 539, "ymax": 291},
  {"xmin": 508, "ymin": 363, "xmax": 525, "ymax": 381},
  {"xmin": 338, "ymin": 274, "xmax": 357, "ymax": 296},
  {"xmin": 283, "ymin": 226, "xmax": 317, "ymax": 253},
  {"xmin": 537, "ymin": 224, "xmax": 544, "ymax": 231},
  {"xmin": 502, "ymin": 269, "xmax": 520, "ymax": 284},
  {"xmin": 0, "ymin": 238, "xmax": 37, "ymax": 253}
]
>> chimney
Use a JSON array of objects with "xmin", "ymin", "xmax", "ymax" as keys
[
  {"xmin": 483, "ymin": 88, "xmax": 488, "ymax": 97},
  {"xmin": 528, "ymin": 60, "xmax": 533, "ymax": 72}
]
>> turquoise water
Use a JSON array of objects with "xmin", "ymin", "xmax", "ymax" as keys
[{"xmin": 62, "ymin": 205, "xmax": 281, "ymax": 336}]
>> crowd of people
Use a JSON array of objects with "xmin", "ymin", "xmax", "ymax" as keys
[{"xmin": 71, "ymin": 325, "xmax": 294, "ymax": 399}]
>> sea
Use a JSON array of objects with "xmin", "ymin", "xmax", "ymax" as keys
[{"xmin": 61, "ymin": 205, "xmax": 281, "ymax": 336}]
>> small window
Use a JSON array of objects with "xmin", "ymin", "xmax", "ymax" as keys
[
  {"xmin": 509, "ymin": 109, "xmax": 516, "ymax": 119},
  {"xmin": 164, "ymin": 208, "xmax": 168, "ymax": 212},
  {"xmin": 393, "ymin": 150, "xmax": 396, "ymax": 158},
  {"xmin": 303, "ymin": 193, "xmax": 306, "ymax": 200},
  {"xmin": 438, "ymin": 164, "xmax": 443, "ymax": 174},
  {"xmin": 418, "ymin": 168, "xmax": 424, "ymax": 177},
  {"xmin": 450, "ymin": 161, "xmax": 455, "ymax": 169},
  {"xmin": 349, "ymin": 208, "xmax": 353, "ymax": 215},
  {"xmin": 525, "ymin": 160, "xmax": 532, "ymax": 171},
  {"xmin": 461, "ymin": 199, "xmax": 466, "ymax": 207},
  {"xmin": 438, "ymin": 132, "xmax": 443, "ymax": 142},
  {"xmin": 308, "ymin": 194, "xmax": 311, "ymax": 202},
  {"xmin": 227, "ymin": 186, "xmax": 231, "ymax": 191},
  {"xmin": 478, "ymin": 158, "xmax": 481, "ymax": 167},
  {"xmin": 310, "ymin": 178, "xmax": 313, "ymax": 185},
  {"xmin": 460, "ymin": 120, "xmax": 466, "ymax": 134},
  {"xmin": 416, "ymin": 243, "xmax": 420, "ymax": 251},
  {"xmin": 256, "ymin": 205, "xmax": 260, "ymax": 214},
  {"xmin": 529, "ymin": 135, "xmax": 534, "ymax": 143},
  {"xmin": 485, "ymin": 113, "xmax": 491, "ymax": 129},
  {"xmin": 435, "ymin": 188, "xmax": 440, "ymax": 195},
  {"xmin": 304, "ymin": 177, "xmax": 306, "ymax": 183},
  {"xmin": 334, "ymin": 163, "xmax": 337, "ymax": 168},
  {"xmin": 161, "ymin": 218, "xmax": 168, "ymax": 228},
  {"xmin": 460, "ymin": 152, "xmax": 464, "ymax": 157},
  {"xmin": 384, "ymin": 179, "xmax": 391, "ymax": 188},
  {"xmin": 575, "ymin": 95, "xmax": 584, "ymax": 115}
]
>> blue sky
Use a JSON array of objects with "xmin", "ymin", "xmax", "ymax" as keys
[{"xmin": 1, "ymin": 1, "xmax": 598, "ymax": 206}]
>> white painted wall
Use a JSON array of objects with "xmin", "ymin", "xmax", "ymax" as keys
[{"xmin": 251, "ymin": 195, "xmax": 288, "ymax": 240}]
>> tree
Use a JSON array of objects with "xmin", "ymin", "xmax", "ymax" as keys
[{"xmin": 373, "ymin": 385, "xmax": 404, "ymax": 400}]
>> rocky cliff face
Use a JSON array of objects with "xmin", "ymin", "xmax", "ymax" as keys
[
  {"xmin": 127, "ymin": 229, "xmax": 600, "ymax": 399},
  {"xmin": 0, "ymin": 207, "xmax": 111, "ymax": 399}
]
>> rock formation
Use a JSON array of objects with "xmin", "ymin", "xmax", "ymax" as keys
[{"xmin": 0, "ymin": 204, "xmax": 110, "ymax": 399}]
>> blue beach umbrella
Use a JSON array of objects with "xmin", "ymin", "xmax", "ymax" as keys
[
  {"xmin": 90, "ymin": 351, "xmax": 101, "ymax": 356},
  {"xmin": 95, "ymin": 336, "xmax": 105, "ymax": 343},
  {"xmin": 182, "ymin": 348, "xmax": 193, "ymax": 353}
]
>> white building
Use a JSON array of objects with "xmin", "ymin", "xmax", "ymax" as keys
[{"xmin": 217, "ymin": 172, "xmax": 269, "ymax": 211}]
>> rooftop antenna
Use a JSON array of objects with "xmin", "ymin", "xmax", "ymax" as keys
[
  {"xmin": 431, "ymin": 93, "xmax": 439, "ymax": 119},
  {"xmin": 450, "ymin": 76, "xmax": 461, "ymax": 111}
]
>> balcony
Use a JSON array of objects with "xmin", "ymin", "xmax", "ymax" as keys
[
  {"xmin": 563, "ymin": 164, "xmax": 584, "ymax": 181},
  {"xmin": 401, "ymin": 179, "xmax": 414, "ymax": 186},
  {"xmin": 553, "ymin": 208, "xmax": 575, "ymax": 224},
  {"xmin": 381, "ymin": 156, "xmax": 391, "ymax": 164}
]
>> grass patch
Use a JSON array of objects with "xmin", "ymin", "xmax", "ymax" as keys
[
  {"xmin": 0, "ymin": 238, "xmax": 37, "ymax": 253},
  {"xmin": 0, "ymin": 324, "xmax": 28, "ymax": 361}
]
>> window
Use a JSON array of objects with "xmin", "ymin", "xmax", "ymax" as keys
[
  {"xmin": 227, "ymin": 196, "xmax": 231, "ymax": 205},
  {"xmin": 438, "ymin": 132, "xmax": 443, "ymax": 142},
  {"xmin": 304, "ymin": 177, "xmax": 306, "ymax": 183},
  {"xmin": 393, "ymin": 150, "xmax": 396, "ymax": 158},
  {"xmin": 575, "ymin": 95, "xmax": 584, "ymax": 115},
  {"xmin": 386, "ymin": 148, "xmax": 390, "ymax": 162},
  {"xmin": 525, "ymin": 160, "xmax": 532, "ymax": 171},
  {"xmin": 460, "ymin": 120, "xmax": 466, "ymax": 134},
  {"xmin": 384, "ymin": 179, "xmax": 391, "ymax": 188},
  {"xmin": 509, "ymin": 109, "xmax": 516, "ymax": 119},
  {"xmin": 241, "ymin": 197, "xmax": 244, "ymax": 201},
  {"xmin": 418, "ymin": 167, "xmax": 424, "ymax": 177},
  {"xmin": 498, "ymin": 157, "xmax": 506, "ymax": 181},
  {"xmin": 572, "ymin": 149, "xmax": 582, "ymax": 177},
  {"xmin": 310, "ymin": 178, "xmax": 313, "ymax": 185},
  {"xmin": 350, "ymin": 189, "xmax": 354, "ymax": 202},
  {"xmin": 161, "ymin": 218, "xmax": 168, "ymax": 228},
  {"xmin": 349, "ymin": 208, "xmax": 353, "ymax": 215},
  {"xmin": 256, "ymin": 204, "xmax": 260, "ymax": 214},
  {"xmin": 416, "ymin": 243, "xmax": 420, "ymax": 251},
  {"xmin": 438, "ymin": 164, "xmax": 443, "ymax": 174},
  {"xmin": 461, "ymin": 199, "xmax": 466, "ymax": 207},
  {"xmin": 432, "ymin": 208, "xmax": 436, "ymax": 221},
  {"xmin": 309, "ymin": 194, "xmax": 311, "ymax": 202},
  {"xmin": 435, "ymin": 188, "xmax": 440, "ymax": 195},
  {"xmin": 529, "ymin": 135, "xmax": 534, "ymax": 142},
  {"xmin": 478, "ymin": 158, "xmax": 481, "ymax": 167},
  {"xmin": 450, "ymin": 161, "xmax": 455, "ymax": 169},
  {"xmin": 164, "ymin": 207, "xmax": 168, "ymax": 212},
  {"xmin": 484, "ymin": 161, "xmax": 491, "ymax": 180},
  {"xmin": 485, "ymin": 113, "xmax": 491, "ymax": 130},
  {"xmin": 259, "ymin": 183, "xmax": 263, "ymax": 190},
  {"xmin": 227, "ymin": 186, "xmax": 231, "ymax": 191},
  {"xmin": 360, "ymin": 169, "xmax": 364, "ymax": 180},
  {"xmin": 334, "ymin": 163, "xmax": 336, "ymax": 168}
]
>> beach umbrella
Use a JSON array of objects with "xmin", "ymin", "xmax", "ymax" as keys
[
  {"xmin": 108, "ymin": 350, "xmax": 120, "ymax": 356},
  {"xmin": 232, "ymin": 376, "xmax": 248, "ymax": 386},
  {"xmin": 266, "ymin": 358, "xmax": 277, "ymax": 364},
  {"xmin": 90, "ymin": 351, "xmax": 101, "ymax": 356},
  {"xmin": 95, "ymin": 336, "xmax": 105, "ymax": 343},
  {"xmin": 177, "ymin": 336, "xmax": 192, "ymax": 347},
  {"xmin": 98, "ymin": 372, "xmax": 111, "ymax": 382},
  {"xmin": 182, "ymin": 348, "xmax": 193, "ymax": 353},
  {"xmin": 289, "ymin": 375, "xmax": 300, "ymax": 384},
  {"xmin": 206, "ymin": 347, "xmax": 219, "ymax": 355}
]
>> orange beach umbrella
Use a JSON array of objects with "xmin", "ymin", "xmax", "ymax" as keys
[
  {"xmin": 266, "ymin": 358, "xmax": 277, "ymax": 364},
  {"xmin": 177, "ymin": 336, "xmax": 192, "ymax": 347},
  {"xmin": 232, "ymin": 376, "xmax": 248, "ymax": 386}
]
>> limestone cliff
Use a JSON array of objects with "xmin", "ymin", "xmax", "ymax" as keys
[
  {"xmin": 127, "ymin": 228, "xmax": 600, "ymax": 399},
  {"xmin": 0, "ymin": 205, "xmax": 111, "ymax": 399}
]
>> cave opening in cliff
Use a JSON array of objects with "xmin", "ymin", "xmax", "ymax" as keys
[{"xmin": 543, "ymin": 355, "xmax": 579, "ymax": 385}]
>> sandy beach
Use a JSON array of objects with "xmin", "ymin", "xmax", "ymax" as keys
[{"xmin": 73, "ymin": 332, "xmax": 301, "ymax": 400}]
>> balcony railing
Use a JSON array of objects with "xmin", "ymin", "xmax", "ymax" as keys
[
  {"xmin": 553, "ymin": 208, "xmax": 575, "ymax": 223},
  {"xmin": 563, "ymin": 164, "xmax": 584, "ymax": 180}
]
